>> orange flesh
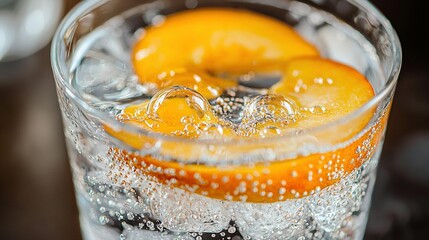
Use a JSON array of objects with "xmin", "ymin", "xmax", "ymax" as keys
[
  {"xmin": 271, "ymin": 58, "xmax": 376, "ymax": 143},
  {"xmin": 132, "ymin": 8, "xmax": 319, "ymax": 98},
  {"xmin": 272, "ymin": 58, "xmax": 374, "ymax": 127},
  {"xmin": 105, "ymin": 8, "xmax": 382, "ymax": 203}
]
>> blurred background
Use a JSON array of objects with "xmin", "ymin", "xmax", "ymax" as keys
[{"xmin": 0, "ymin": 0, "xmax": 427, "ymax": 239}]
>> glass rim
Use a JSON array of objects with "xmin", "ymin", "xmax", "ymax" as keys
[{"xmin": 51, "ymin": 0, "xmax": 402, "ymax": 146}]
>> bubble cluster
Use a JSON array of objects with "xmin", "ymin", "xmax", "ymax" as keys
[
  {"xmin": 116, "ymin": 86, "xmax": 305, "ymax": 140},
  {"xmin": 72, "ymin": 134, "xmax": 378, "ymax": 239},
  {"xmin": 240, "ymin": 94, "xmax": 298, "ymax": 137},
  {"xmin": 233, "ymin": 199, "xmax": 304, "ymax": 240},
  {"xmin": 309, "ymin": 161, "xmax": 369, "ymax": 232},
  {"xmin": 149, "ymin": 187, "xmax": 232, "ymax": 233},
  {"xmin": 117, "ymin": 86, "xmax": 229, "ymax": 138}
]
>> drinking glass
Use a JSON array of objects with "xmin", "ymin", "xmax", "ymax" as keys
[{"xmin": 51, "ymin": 0, "xmax": 401, "ymax": 239}]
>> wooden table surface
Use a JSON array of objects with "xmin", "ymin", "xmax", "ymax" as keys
[{"xmin": 0, "ymin": 0, "xmax": 428, "ymax": 239}]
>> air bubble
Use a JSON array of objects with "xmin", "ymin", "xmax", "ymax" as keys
[
  {"xmin": 127, "ymin": 212, "xmax": 135, "ymax": 220},
  {"xmin": 146, "ymin": 221, "xmax": 155, "ymax": 230},
  {"xmin": 241, "ymin": 94, "xmax": 298, "ymax": 135},
  {"xmin": 119, "ymin": 86, "xmax": 223, "ymax": 137},
  {"xmin": 181, "ymin": 115, "xmax": 195, "ymax": 124},
  {"xmin": 98, "ymin": 215, "xmax": 109, "ymax": 225},
  {"xmin": 259, "ymin": 126, "xmax": 282, "ymax": 137},
  {"xmin": 243, "ymin": 94, "xmax": 296, "ymax": 123},
  {"xmin": 147, "ymin": 86, "xmax": 213, "ymax": 121}
]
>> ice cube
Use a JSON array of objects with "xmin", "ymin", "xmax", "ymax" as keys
[
  {"xmin": 75, "ymin": 49, "xmax": 141, "ymax": 102},
  {"xmin": 149, "ymin": 187, "xmax": 232, "ymax": 233},
  {"xmin": 233, "ymin": 199, "xmax": 304, "ymax": 240},
  {"xmin": 97, "ymin": 19, "xmax": 134, "ymax": 63},
  {"xmin": 317, "ymin": 25, "xmax": 368, "ymax": 74},
  {"xmin": 74, "ymin": 50, "xmax": 149, "ymax": 113}
]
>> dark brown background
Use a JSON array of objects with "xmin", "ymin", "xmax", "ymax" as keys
[{"xmin": 0, "ymin": 0, "xmax": 427, "ymax": 239}]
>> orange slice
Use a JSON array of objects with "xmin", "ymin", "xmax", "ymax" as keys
[
  {"xmin": 107, "ymin": 57, "xmax": 382, "ymax": 203},
  {"xmin": 272, "ymin": 58, "xmax": 375, "ymax": 142},
  {"xmin": 132, "ymin": 8, "xmax": 319, "ymax": 98},
  {"xmin": 272, "ymin": 58, "xmax": 374, "ymax": 126}
]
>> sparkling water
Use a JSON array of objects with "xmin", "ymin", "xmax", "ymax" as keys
[{"xmin": 61, "ymin": 1, "xmax": 387, "ymax": 239}]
